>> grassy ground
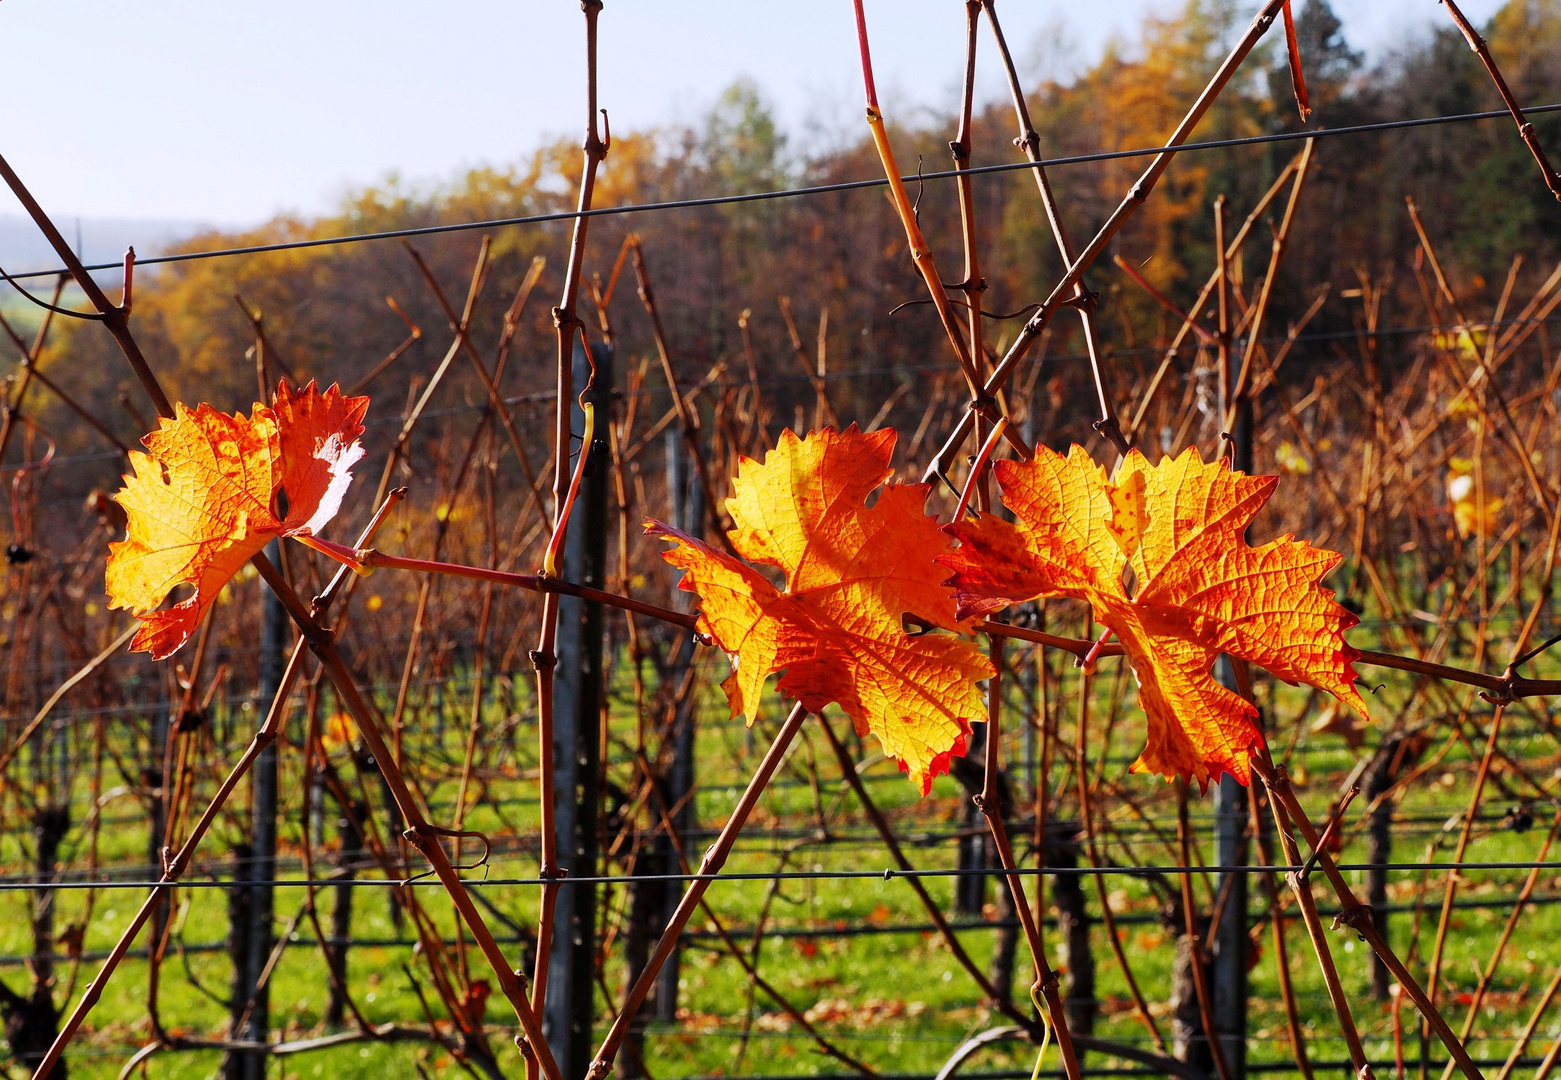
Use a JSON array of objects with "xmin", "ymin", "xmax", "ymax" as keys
[{"xmin": 2, "ymin": 638, "xmax": 1559, "ymax": 1079}]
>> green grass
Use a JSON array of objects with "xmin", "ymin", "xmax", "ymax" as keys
[{"xmin": 3, "ymin": 637, "xmax": 1560, "ymax": 1079}]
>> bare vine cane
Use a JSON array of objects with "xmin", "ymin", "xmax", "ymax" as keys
[
  {"xmin": 402, "ymin": 241, "xmax": 549, "ymax": 518},
  {"xmin": 1440, "ymin": 808, "xmax": 1561, "ymax": 1080},
  {"xmin": 0, "ymin": 277, "xmax": 67, "ymax": 463},
  {"xmin": 816, "ymin": 715, "xmax": 1045, "ymax": 1038},
  {"xmin": 1279, "ymin": 0, "xmax": 1312, "ymax": 120},
  {"xmin": 1405, "ymin": 199, "xmax": 1554, "ymax": 517},
  {"xmin": 1246, "ymin": 782, "xmax": 1316, "ymax": 1080},
  {"xmin": 1439, "ymin": 501, "xmax": 1561, "ymax": 1080},
  {"xmin": 9, "ymin": 110, "xmax": 552, "ymax": 1079},
  {"xmin": 380, "ymin": 384, "xmax": 507, "ymax": 778},
  {"xmin": 979, "ymin": 0, "xmax": 1125, "ymax": 457},
  {"xmin": 943, "ymin": 8, "xmax": 1009, "ymax": 512},
  {"xmin": 922, "ymin": 0, "xmax": 1289, "ymax": 485},
  {"xmin": 0, "ymin": 156, "xmax": 170, "ymax": 417},
  {"xmin": 777, "ymin": 295, "xmax": 840, "ymax": 432},
  {"xmin": 951, "ymin": 1, "xmax": 992, "ymax": 483},
  {"xmin": 585, "ymin": 701, "xmax": 810, "ymax": 1080},
  {"xmin": 347, "ymin": 292, "xmax": 425, "ymax": 395},
  {"xmin": 1496, "ymin": 965, "xmax": 1561, "ymax": 1080},
  {"xmin": 848, "ymin": 0, "xmax": 1031, "ymax": 465},
  {"xmin": 1250, "ymin": 745, "xmax": 1486, "ymax": 1080},
  {"xmin": 14, "ymin": 358, "xmax": 134, "ymax": 456},
  {"xmin": 636, "ymin": 750, "xmax": 879, "ymax": 1078},
  {"xmin": 1252, "ymin": 747, "xmax": 1374, "ymax": 1080},
  {"xmin": 342, "ymin": 548, "xmax": 699, "ymax": 631},
  {"xmin": 0, "ymin": 289, "xmax": 133, "ymax": 457},
  {"xmin": 248, "ymin": 553, "xmax": 564, "ymax": 1080},
  {"xmin": 368, "ymin": 238, "xmax": 494, "ymax": 514},
  {"xmin": 1422, "ymin": 498, "xmax": 1561, "ymax": 1076},
  {"xmin": 1220, "ymin": 137, "xmax": 1316, "ymax": 437},
  {"xmin": 532, "ymin": 2, "xmax": 610, "ymax": 1059},
  {"xmin": 978, "ymin": 637, "xmax": 1083, "ymax": 1080},
  {"xmin": 1440, "ymin": 0, "xmax": 1561, "ymax": 200},
  {"xmin": 630, "ymin": 236, "xmax": 733, "ymax": 542},
  {"xmin": 1072, "ymin": 637, "xmax": 1166, "ymax": 1052},
  {"xmin": 27, "ymin": 493, "xmax": 404, "ymax": 1080},
  {"xmin": 1123, "ymin": 152, "xmax": 1304, "ymax": 444},
  {"xmin": 1424, "ymin": 700, "xmax": 1509, "ymax": 1054}
]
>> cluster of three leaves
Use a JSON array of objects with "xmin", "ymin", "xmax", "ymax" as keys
[{"xmin": 103, "ymin": 384, "xmax": 1364, "ymax": 793}]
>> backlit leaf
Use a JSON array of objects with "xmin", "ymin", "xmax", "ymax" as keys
[
  {"xmin": 105, "ymin": 380, "xmax": 368, "ymax": 659},
  {"xmin": 942, "ymin": 445, "xmax": 1365, "ymax": 790},
  {"xmin": 648, "ymin": 427, "xmax": 992, "ymax": 794},
  {"xmin": 1447, "ymin": 462, "xmax": 1504, "ymax": 540}
]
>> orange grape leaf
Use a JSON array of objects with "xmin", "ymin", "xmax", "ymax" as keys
[
  {"xmin": 1447, "ymin": 460, "xmax": 1504, "ymax": 539},
  {"xmin": 647, "ymin": 426, "xmax": 993, "ymax": 795},
  {"xmin": 941, "ymin": 445, "xmax": 1365, "ymax": 790},
  {"xmin": 106, "ymin": 380, "xmax": 368, "ymax": 659}
]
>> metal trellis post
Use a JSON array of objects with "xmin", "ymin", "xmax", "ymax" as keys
[
  {"xmin": 547, "ymin": 339, "xmax": 612, "ymax": 1078},
  {"xmin": 235, "ymin": 537, "xmax": 286, "ymax": 1080}
]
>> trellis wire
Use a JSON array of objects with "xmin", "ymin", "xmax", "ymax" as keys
[
  {"xmin": 0, "ymin": 858, "xmax": 1557, "ymax": 892},
  {"xmin": 0, "ymin": 101, "xmax": 1554, "ymax": 284}
]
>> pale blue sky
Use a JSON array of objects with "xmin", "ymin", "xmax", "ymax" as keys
[{"xmin": 0, "ymin": 1, "xmax": 1506, "ymax": 227}]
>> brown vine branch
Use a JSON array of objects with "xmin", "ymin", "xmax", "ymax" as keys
[
  {"xmin": 1252, "ymin": 752, "xmax": 1485, "ymax": 1080},
  {"xmin": 850, "ymin": 0, "xmax": 1031, "ymax": 465},
  {"xmin": 1441, "ymin": 0, "xmax": 1561, "ymax": 199},
  {"xmin": 978, "ymin": 637, "xmax": 1083, "ymax": 1080},
  {"xmin": 0, "ymin": 155, "xmax": 172, "ymax": 419},
  {"xmin": 586, "ymin": 701, "xmax": 810, "ymax": 1080},
  {"xmin": 923, "ymin": 0, "xmax": 1289, "ymax": 483},
  {"xmin": 816, "ymin": 715, "xmax": 1045, "ymax": 1038},
  {"xmin": 981, "ymin": 0, "xmax": 1124, "ymax": 455},
  {"xmin": 531, "ymin": 3, "xmax": 609, "ymax": 1046},
  {"xmin": 249, "ymin": 552, "xmax": 563, "ymax": 1080}
]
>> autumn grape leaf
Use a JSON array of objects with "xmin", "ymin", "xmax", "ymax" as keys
[
  {"xmin": 941, "ymin": 445, "xmax": 1365, "ymax": 790},
  {"xmin": 647, "ymin": 426, "xmax": 993, "ymax": 794},
  {"xmin": 1447, "ymin": 457, "xmax": 1503, "ymax": 539},
  {"xmin": 106, "ymin": 380, "xmax": 368, "ymax": 659}
]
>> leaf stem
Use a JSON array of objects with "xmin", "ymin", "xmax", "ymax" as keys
[
  {"xmin": 350, "ymin": 549, "xmax": 700, "ymax": 632},
  {"xmin": 952, "ymin": 416, "xmax": 1008, "ymax": 522}
]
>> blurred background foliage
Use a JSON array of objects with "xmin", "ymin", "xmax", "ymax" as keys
[{"xmin": 14, "ymin": 0, "xmax": 1561, "ymax": 474}]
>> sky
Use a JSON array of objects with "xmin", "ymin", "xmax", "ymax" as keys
[{"xmin": 0, "ymin": 0, "xmax": 1510, "ymax": 233}]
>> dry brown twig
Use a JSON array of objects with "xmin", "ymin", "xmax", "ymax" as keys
[
  {"xmin": 1440, "ymin": 0, "xmax": 1561, "ymax": 200},
  {"xmin": 922, "ymin": 0, "xmax": 1291, "ymax": 484}
]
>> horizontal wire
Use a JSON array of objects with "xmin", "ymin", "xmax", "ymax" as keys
[
  {"xmin": 5, "ymin": 102, "xmax": 1560, "ymax": 284},
  {"xmin": 6, "ymin": 888, "xmax": 1553, "ymax": 968},
  {"xmin": 523, "ymin": 1063, "xmax": 1550, "ymax": 1080},
  {"xmin": 4, "ymin": 857, "xmax": 1559, "ymax": 892},
  {"xmin": 2, "ymin": 807, "xmax": 1528, "ymax": 867}
]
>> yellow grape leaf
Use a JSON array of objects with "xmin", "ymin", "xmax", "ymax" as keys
[
  {"xmin": 941, "ymin": 445, "xmax": 1365, "ymax": 790},
  {"xmin": 320, "ymin": 711, "xmax": 358, "ymax": 755},
  {"xmin": 106, "ymin": 381, "xmax": 368, "ymax": 659},
  {"xmin": 1275, "ymin": 441, "xmax": 1311, "ymax": 476},
  {"xmin": 1447, "ymin": 470, "xmax": 1503, "ymax": 539},
  {"xmin": 648, "ymin": 427, "xmax": 993, "ymax": 794}
]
